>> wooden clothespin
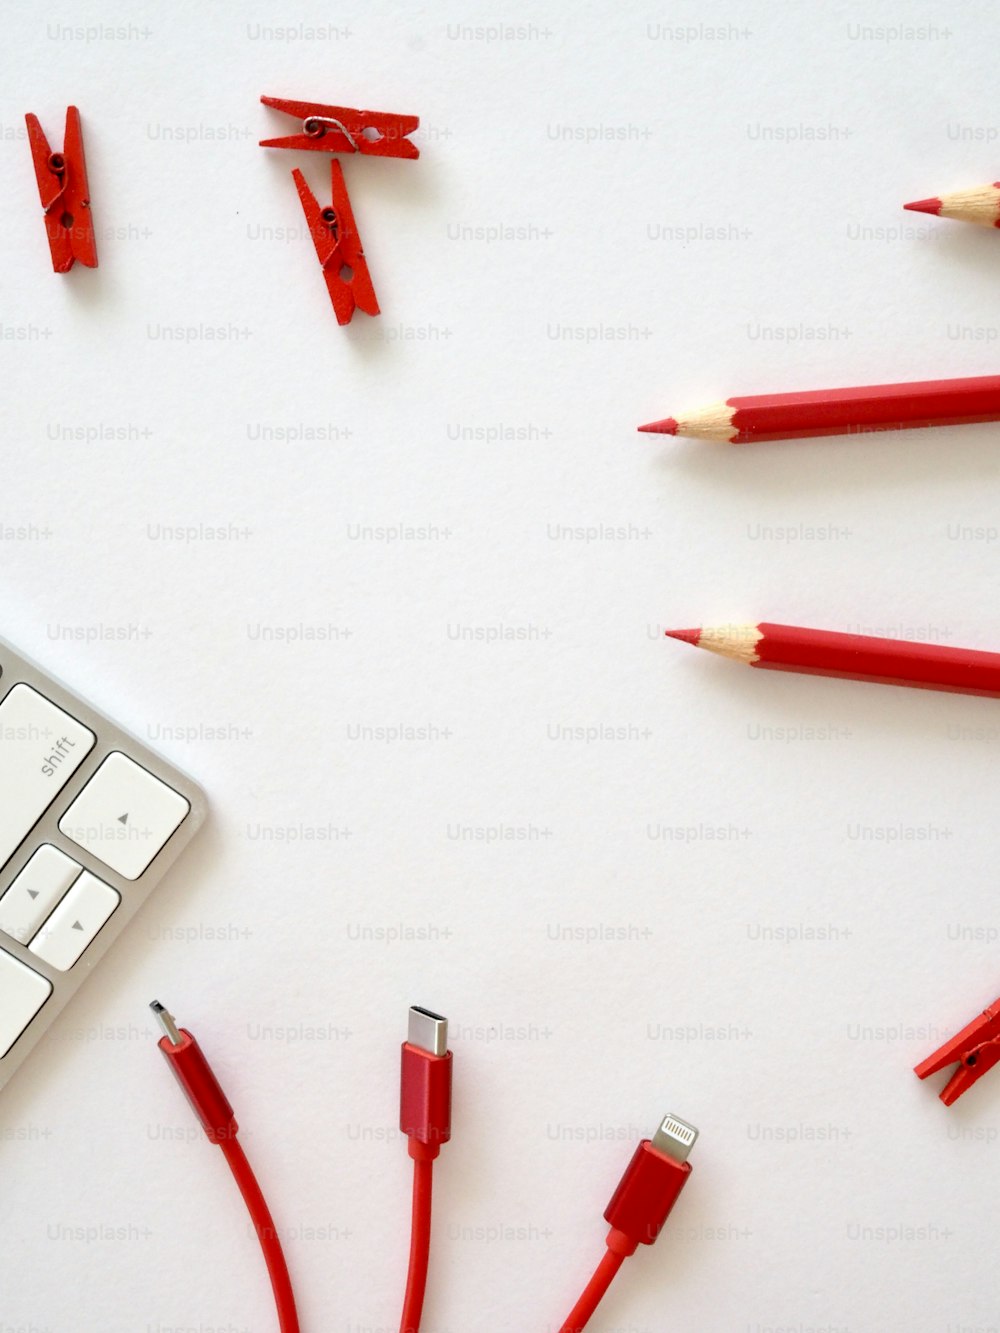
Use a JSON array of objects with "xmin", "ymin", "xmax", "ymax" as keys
[
  {"xmin": 915, "ymin": 995, "xmax": 1000, "ymax": 1105},
  {"xmin": 260, "ymin": 95, "xmax": 419, "ymax": 159},
  {"xmin": 293, "ymin": 160, "xmax": 379, "ymax": 325},
  {"xmin": 25, "ymin": 106, "xmax": 98, "ymax": 271}
]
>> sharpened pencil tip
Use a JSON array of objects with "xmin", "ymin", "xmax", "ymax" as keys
[
  {"xmin": 903, "ymin": 196, "xmax": 942, "ymax": 216},
  {"xmin": 638, "ymin": 417, "xmax": 678, "ymax": 435},
  {"xmin": 664, "ymin": 627, "xmax": 701, "ymax": 646}
]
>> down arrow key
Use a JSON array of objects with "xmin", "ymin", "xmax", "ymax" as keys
[{"xmin": 28, "ymin": 870, "xmax": 121, "ymax": 972}]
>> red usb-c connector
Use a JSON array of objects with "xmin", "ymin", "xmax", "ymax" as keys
[
  {"xmin": 398, "ymin": 1005, "xmax": 452, "ymax": 1333},
  {"xmin": 557, "ymin": 1112, "xmax": 699, "ymax": 1333},
  {"xmin": 400, "ymin": 1005, "xmax": 453, "ymax": 1157},
  {"xmin": 150, "ymin": 1002, "xmax": 301, "ymax": 1333}
]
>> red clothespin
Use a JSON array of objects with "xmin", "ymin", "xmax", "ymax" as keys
[
  {"xmin": 260, "ymin": 95, "xmax": 419, "ymax": 159},
  {"xmin": 292, "ymin": 160, "xmax": 379, "ymax": 325},
  {"xmin": 25, "ymin": 106, "xmax": 98, "ymax": 272},
  {"xmin": 915, "ymin": 995, "xmax": 1000, "ymax": 1105}
]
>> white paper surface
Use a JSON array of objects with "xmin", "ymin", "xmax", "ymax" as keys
[{"xmin": 2, "ymin": 1, "xmax": 1000, "ymax": 1328}]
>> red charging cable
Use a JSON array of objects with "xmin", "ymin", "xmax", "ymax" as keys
[
  {"xmin": 150, "ymin": 999, "xmax": 695, "ymax": 1332},
  {"xmin": 150, "ymin": 1001, "xmax": 301, "ymax": 1333},
  {"xmin": 557, "ymin": 1113, "xmax": 699, "ymax": 1333},
  {"xmin": 398, "ymin": 1006, "xmax": 453, "ymax": 1333}
]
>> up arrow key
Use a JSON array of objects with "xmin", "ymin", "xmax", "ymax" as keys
[{"xmin": 71, "ymin": 921, "xmax": 84, "ymax": 931}]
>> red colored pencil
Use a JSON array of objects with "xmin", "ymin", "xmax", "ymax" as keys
[
  {"xmin": 665, "ymin": 623, "xmax": 1000, "ymax": 698},
  {"xmin": 904, "ymin": 182, "xmax": 1000, "ymax": 228},
  {"xmin": 638, "ymin": 374, "xmax": 1000, "ymax": 443}
]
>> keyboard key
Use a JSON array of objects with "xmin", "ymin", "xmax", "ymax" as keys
[
  {"xmin": 0, "ymin": 684, "xmax": 95, "ymax": 871},
  {"xmin": 0, "ymin": 845, "xmax": 82, "ymax": 943},
  {"xmin": 29, "ymin": 871, "xmax": 120, "ymax": 971},
  {"xmin": 58, "ymin": 752, "xmax": 190, "ymax": 880},
  {"xmin": 0, "ymin": 949, "xmax": 52, "ymax": 1058}
]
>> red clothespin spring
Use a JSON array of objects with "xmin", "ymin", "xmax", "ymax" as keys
[
  {"xmin": 25, "ymin": 106, "xmax": 98, "ymax": 272},
  {"xmin": 292, "ymin": 160, "xmax": 379, "ymax": 325},
  {"xmin": 260, "ymin": 95, "xmax": 419, "ymax": 159},
  {"xmin": 915, "ymin": 995, "xmax": 1000, "ymax": 1105}
]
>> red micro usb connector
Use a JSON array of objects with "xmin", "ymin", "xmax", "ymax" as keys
[
  {"xmin": 399, "ymin": 1005, "xmax": 453, "ymax": 1333},
  {"xmin": 557, "ymin": 1112, "xmax": 699, "ymax": 1333},
  {"xmin": 153, "ymin": 1006, "xmax": 236, "ymax": 1142},
  {"xmin": 150, "ymin": 1002, "xmax": 301, "ymax": 1333}
]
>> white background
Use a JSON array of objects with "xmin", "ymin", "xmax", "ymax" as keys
[{"xmin": 1, "ymin": 2, "xmax": 999, "ymax": 1329}]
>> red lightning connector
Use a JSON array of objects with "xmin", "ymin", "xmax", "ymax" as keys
[{"xmin": 557, "ymin": 1112, "xmax": 699, "ymax": 1332}]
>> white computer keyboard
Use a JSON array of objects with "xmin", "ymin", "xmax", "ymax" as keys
[{"xmin": 0, "ymin": 635, "xmax": 206, "ymax": 1091}]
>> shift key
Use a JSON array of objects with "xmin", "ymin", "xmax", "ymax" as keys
[{"xmin": 0, "ymin": 684, "xmax": 95, "ymax": 869}]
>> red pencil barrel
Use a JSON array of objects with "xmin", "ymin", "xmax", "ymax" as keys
[
  {"xmin": 753, "ymin": 623, "xmax": 1000, "ymax": 697},
  {"xmin": 728, "ymin": 375, "xmax": 1000, "ymax": 442}
]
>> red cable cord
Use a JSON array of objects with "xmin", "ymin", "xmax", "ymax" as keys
[
  {"xmin": 156, "ymin": 1004, "xmax": 698, "ymax": 1333},
  {"xmin": 555, "ymin": 1119, "xmax": 699, "ymax": 1333},
  {"xmin": 399, "ymin": 1148, "xmax": 434, "ymax": 1333},
  {"xmin": 219, "ymin": 1135, "xmax": 301, "ymax": 1333},
  {"xmin": 151, "ymin": 1005, "xmax": 302, "ymax": 1333},
  {"xmin": 398, "ymin": 1009, "xmax": 452, "ymax": 1333},
  {"xmin": 557, "ymin": 1244, "xmax": 626, "ymax": 1333}
]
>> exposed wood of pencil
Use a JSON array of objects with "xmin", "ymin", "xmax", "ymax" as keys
[
  {"xmin": 664, "ymin": 623, "xmax": 1000, "ymax": 697},
  {"xmin": 904, "ymin": 182, "xmax": 1000, "ymax": 227},
  {"xmin": 638, "ymin": 374, "xmax": 1000, "ymax": 443}
]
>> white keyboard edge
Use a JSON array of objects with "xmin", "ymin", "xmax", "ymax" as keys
[{"xmin": 0, "ymin": 634, "xmax": 207, "ymax": 1092}]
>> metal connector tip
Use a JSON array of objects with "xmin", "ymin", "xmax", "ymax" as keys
[
  {"xmin": 408, "ymin": 1004, "xmax": 448, "ymax": 1057},
  {"xmin": 150, "ymin": 1000, "xmax": 182, "ymax": 1047},
  {"xmin": 651, "ymin": 1112, "xmax": 699, "ymax": 1164}
]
